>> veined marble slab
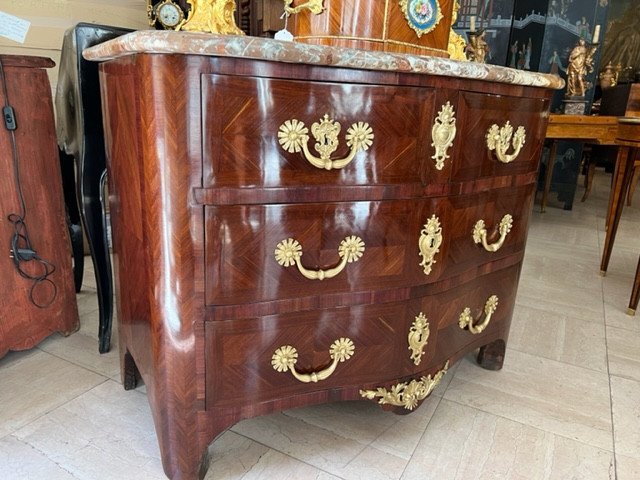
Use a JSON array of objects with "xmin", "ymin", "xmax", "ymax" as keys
[{"xmin": 83, "ymin": 31, "xmax": 565, "ymax": 90}]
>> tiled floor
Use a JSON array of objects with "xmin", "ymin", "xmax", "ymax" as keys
[{"xmin": 1, "ymin": 170, "xmax": 638, "ymax": 480}]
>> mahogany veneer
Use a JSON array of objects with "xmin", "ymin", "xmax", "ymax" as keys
[{"xmin": 97, "ymin": 51, "xmax": 554, "ymax": 479}]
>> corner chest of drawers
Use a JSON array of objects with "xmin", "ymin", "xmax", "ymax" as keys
[{"xmin": 87, "ymin": 31, "xmax": 562, "ymax": 480}]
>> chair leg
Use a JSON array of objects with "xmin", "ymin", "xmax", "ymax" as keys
[
  {"xmin": 626, "ymin": 167, "xmax": 640, "ymax": 207},
  {"xmin": 69, "ymin": 223, "xmax": 84, "ymax": 293},
  {"xmin": 80, "ymin": 168, "xmax": 113, "ymax": 353},
  {"xmin": 581, "ymin": 160, "xmax": 596, "ymax": 203},
  {"xmin": 629, "ymin": 256, "xmax": 640, "ymax": 316},
  {"xmin": 59, "ymin": 149, "xmax": 84, "ymax": 292},
  {"xmin": 601, "ymin": 147, "xmax": 634, "ymax": 275}
]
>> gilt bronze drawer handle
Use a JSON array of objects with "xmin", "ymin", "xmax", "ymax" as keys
[
  {"xmin": 419, "ymin": 215, "xmax": 443, "ymax": 275},
  {"xmin": 472, "ymin": 214, "xmax": 513, "ymax": 252},
  {"xmin": 275, "ymin": 235, "xmax": 365, "ymax": 281},
  {"xmin": 486, "ymin": 121, "xmax": 526, "ymax": 164},
  {"xmin": 360, "ymin": 361, "xmax": 449, "ymax": 410},
  {"xmin": 278, "ymin": 115, "xmax": 374, "ymax": 170},
  {"xmin": 271, "ymin": 337, "xmax": 355, "ymax": 383},
  {"xmin": 431, "ymin": 102, "xmax": 456, "ymax": 170},
  {"xmin": 408, "ymin": 313, "xmax": 430, "ymax": 366},
  {"xmin": 458, "ymin": 295, "xmax": 499, "ymax": 334}
]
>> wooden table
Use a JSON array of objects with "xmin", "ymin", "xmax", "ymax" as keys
[
  {"xmin": 541, "ymin": 114, "xmax": 619, "ymax": 212},
  {"xmin": 599, "ymin": 118, "xmax": 640, "ymax": 314}
]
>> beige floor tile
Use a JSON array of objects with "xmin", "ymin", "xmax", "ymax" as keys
[
  {"xmin": 610, "ymin": 375, "xmax": 640, "ymax": 459},
  {"xmin": 603, "ymin": 274, "xmax": 639, "ymax": 331},
  {"xmin": 601, "ymin": 245, "xmax": 638, "ymax": 279},
  {"xmin": 76, "ymin": 290, "xmax": 99, "ymax": 318},
  {"xmin": 284, "ymin": 400, "xmax": 402, "ymax": 442},
  {"xmin": 401, "ymin": 399, "xmax": 614, "ymax": 480},
  {"xmin": 338, "ymin": 445, "xmax": 408, "ymax": 480},
  {"xmin": 616, "ymin": 454, "xmax": 640, "ymax": 480},
  {"xmin": 509, "ymin": 304, "xmax": 607, "ymax": 372},
  {"xmin": 231, "ymin": 406, "xmax": 408, "ymax": 479},
  {"xmin": 14, "ymin": 380, "xmax": 165, "ymax": 480},
  {"xmin": 37, "ymin": 330, "xmax": 120, "ymax": 379},
  {"xmin": 0, "ymin": 435, "xmax": 77, "ymax": 480},
  {"xmin": 231, "ymin": 410, "xmax": 368, "ymax": 471},
  {"xmin": 520, "ymin": 247, "xmax": 603, "ymax": 294},
  {"xmin": 369, "ymin": 395, "xmax": 441, "ymax": 460},
  {"xmin": 606, "ymin": 326, "xmax": 640, "ymax": 382},
  {"xmin": 527, "ymin": 221, "xmax": 599, "ymax": 248},
  {"xmin": 206, "ymin": 431, "xmax": 340, "ymax": 480},
  {"xmin": 599, "ymin": 218, "xmax": 640, "ymax": 252},
  {"xmin": 514, "ymin": 287, "xmax": 604, "ymax": 325},
  {"xmin": 0, "ymin": 349, "xmax": 106, "ymax": 438},
  {"xmin": 443, "ymin": 350, "xmax": 613, "ymax": 451}
]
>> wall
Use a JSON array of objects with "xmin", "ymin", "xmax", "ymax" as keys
[{"xmin": 0, "ymin": 0, "xmax": 149, "ymax": 93}]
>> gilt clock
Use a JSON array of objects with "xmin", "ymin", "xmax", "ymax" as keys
[{"xmin": 147, "ymin": 0, "xmax": 186, "ymax": 30}]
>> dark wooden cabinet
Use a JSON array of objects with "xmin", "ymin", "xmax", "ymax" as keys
[
  {"xmin": 86, "ymin": 32, "xmax": 560, "ymax": 480},
  {"xmin": 0, "ymin": 55, "xmax": 79, "ymax": 358}
]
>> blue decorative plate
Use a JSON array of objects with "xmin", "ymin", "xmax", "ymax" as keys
[{"xmin": 399, "ymin": 0, "xmax": 443, "ymax": 38}]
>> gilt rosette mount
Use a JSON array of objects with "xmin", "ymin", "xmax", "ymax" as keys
[
  {"xmin": 275, "ymin": 235, "xmax": 365, "ymax": 281},
  {"xmin": 486, "ymin": 121, "xmax": 526, "ymax": 164},
  {"xmin": 271, "ymin": 337, "xmax": 355, "ymax": 383},
  {"xmin": 360, "ymin": 361, "xmax": 449, "ymax": 410},
  {"xmin": 399, "ymin": 0, "xmax": 443, "ymax": 38},
  {"xmin": 278, "ymin": 115, "xmax": 374, "ymax": 170}
]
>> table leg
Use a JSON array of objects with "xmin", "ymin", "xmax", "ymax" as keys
[
  {"xmin": 581, "ymin": 158, "xmax": 596, "ymax": 202},
  {"xmin": 541, "ymin": 140, "xmax": 558, "ymax": 213},
  {"xmin": 628, "ymin": 255, "xmax": 640, "ymax": 316},
  {"xmin": 600, "ymin": 146, "xmax": 634, "ymax": 275}
]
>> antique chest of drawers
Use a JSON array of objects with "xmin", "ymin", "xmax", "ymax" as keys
[{"xmin": 85, "ymin": 31, "xmax": 563, "ymax": 480}]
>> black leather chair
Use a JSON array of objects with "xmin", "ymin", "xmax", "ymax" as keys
[{"xmin": 56, "ymin": 23, "xmax": 133, "ymax": 353}]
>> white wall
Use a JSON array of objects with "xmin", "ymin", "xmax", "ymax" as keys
[{"xmin": 0, "ymin": 0, "xmax": 150, "ymax": 92}]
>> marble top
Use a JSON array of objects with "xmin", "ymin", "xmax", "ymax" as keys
[{"xmin": 84, "ymin": 30, "xmax": 565, "ymax": 90}]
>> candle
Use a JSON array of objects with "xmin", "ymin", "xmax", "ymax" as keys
[
  {"xmin": 593, "ymin": 24, "xmax": 600, "ymax": 44},
  {"xmin": 470, "ymin": 16, "xmax": 476, "ymax": 32}
]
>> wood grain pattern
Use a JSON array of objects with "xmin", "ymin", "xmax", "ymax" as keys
[
  {"xmin": 202, "ymin": 74, "xmax": 436, "ymax": 189},
  {"xmin": 0, "ymin": 55, "xmax": 79, "ymax": 358},
  {"xmin": 288, "ymin": 0, "xmax": 454, "ymax": 56},
  {"xmin": 99, "ymin": 51, "xmax": 553, "ymax": 479},
  {"xmin": 454, "ymin": 91, "xmax": 550, "ymax": 181}
]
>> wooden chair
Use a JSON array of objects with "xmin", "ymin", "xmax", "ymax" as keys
[{"xmin": 55, "ymin": 23, "xmax": 132, "ymax": 353}]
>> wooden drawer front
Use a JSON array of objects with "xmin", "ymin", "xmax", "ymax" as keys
[
  {"xmin": 434, "ymin": 263, "xmax": 521, "ymax": 357},
  {"xmin": 205, "ymin": 298, "xmax": 441, "ymax": 407},
  {"xmin": 452, "ymin": 91, "xmax": 549, "ymax": 181},
  {"xmin": 205, "ymin": 199, "xmax": 453, "ymax": 306},
  {"xmin": 443, "ymin": 184, "xmax": 535, "ymax": 279},
  {"xmin": 201, "ymin": 74, "xmax": 436, "ymax": 188},
  {"xmin": 204, "ymin": 264, "xmax": 521, "ymax": 408}
]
